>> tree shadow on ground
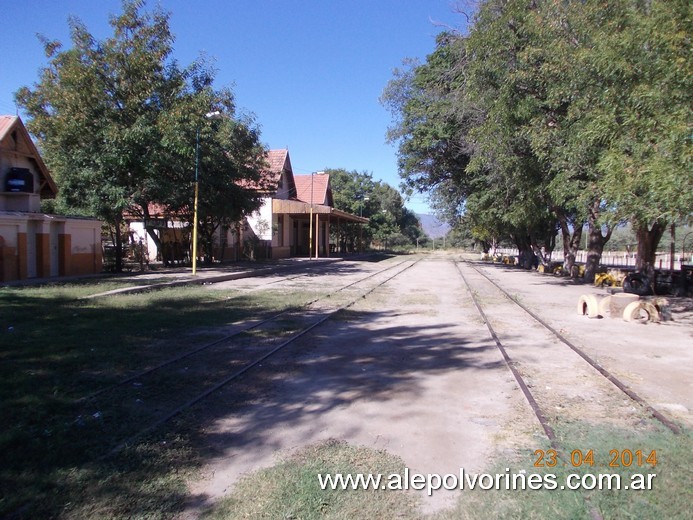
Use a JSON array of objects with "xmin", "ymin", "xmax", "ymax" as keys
[
  {"xmin": 473, "ymin": 261, "xmax": 588, "ymax": 288},
  {"xmin": 180, "ymin": 307, "xmax": 502, "ymax": 513},
  {"xmin": 0, "ymin": 265, "xmax": 498, "ymax": 518}
]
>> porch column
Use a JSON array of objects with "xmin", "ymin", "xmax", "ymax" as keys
[
  {"xmin": 327, "ymin": 215, "xmax": 331, "ymax": 258},
  {"xmin": 314, "ymin": 213, "xmax": 319, "ymax": 259}
]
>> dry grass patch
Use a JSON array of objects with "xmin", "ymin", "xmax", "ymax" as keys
[
  {"xmin": 433, "ymin": 424, "xmax": 692, "ymax": 520},
  {"xmin": 0, "ymin": 282, "xmax": 308, "ymax": 518},
  {"xmin": 201, "ymin": 439, "xmax": 419, "ymax": 520}
]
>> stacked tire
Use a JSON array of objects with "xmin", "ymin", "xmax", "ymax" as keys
[
  {"xmin": 623, "ymin": 273, "xmax": 652, "ymax": 296},
  {"xmin": 576, "ymin": 292, "xmax": 661, "ymax": 322}
]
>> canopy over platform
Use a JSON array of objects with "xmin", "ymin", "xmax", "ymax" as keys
[{"xmin": 272, "ymin": 199, "xmax": 368, "ymax": 224}]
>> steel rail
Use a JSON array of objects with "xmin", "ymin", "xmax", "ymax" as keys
[
  {"xmin": 454, "ymin": 262, "xmax": 558, "ymax": 446},
  {"xmin": 463, "ymin": 260, "xmax": 681, "ymax": 435},
  {"xmin": 455, "ymin": 260, "xmax": 607, "ymax": 520},
  {"xmin": 102, "ymin": 258, "xmax": 421, "ymax": 457},
  {"xmin": 80, "ymin": 258, "xmax": 411, "ymax": 403}
]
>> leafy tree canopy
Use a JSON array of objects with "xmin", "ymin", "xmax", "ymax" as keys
[
  {"xmin": 16, "ymin": 0, "xmax": 266, "ymax": 269},
  {"xmin": 327, "ymin": 168, "xmax": 424, "ymax": 249},
  {"xmin": 383, "ymin": 0, "xmax": 692, "ymax": 274}
]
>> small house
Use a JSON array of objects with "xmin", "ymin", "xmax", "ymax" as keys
[
  {"xmin": 0, "ymin": 115, "xmax": 103, "ymax": 281},
  {"xmin": 128, "ymin": 148, "xmax": 367, "ymax": 263}
]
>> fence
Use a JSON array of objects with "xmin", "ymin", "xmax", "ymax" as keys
[{"xmin": 490, "ymin": 248, "xmax": 691, "ymax": 271}]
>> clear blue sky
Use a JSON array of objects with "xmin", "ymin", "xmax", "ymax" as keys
[{"xmin": 1, "ymin": 0, "xmax": 468, "ymax": 214}]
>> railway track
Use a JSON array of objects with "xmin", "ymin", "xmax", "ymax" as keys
[
  {"xmin": 81, "ymin": 258, "xmax": 409, "ymax": 402},
  {"xmin": 10, "ymin": 254, "xmax": 687, "ymax": 520},
  {"xmin": 78, "ymin": 257, "xmax": 421, "ymax": 458},
  {"xmin": 454, "ymin": 259, "xmax": 682, "ymax": 442}
]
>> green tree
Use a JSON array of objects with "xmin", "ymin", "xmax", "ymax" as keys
[
  {"xmin": 16, "ymin": 0, "xmax": 266, "ymax": 270},
  {"xmin": 327, "ymin": 168, "xmax": 376, "ymax": 252},
  {"xmin": 384, "ymin": 26, "xmax": 558, "ymax": 267},
  {"xmin": 588, "ymin": 0, "xmax": 692, "ymax": 277},
  {"xmin": 463, "ymin": 0, "xmax": 621, "ymax": 273},
  {"xmin": 327, "ymin": 168, "xmax": 421, "ymax": 251},
  {"xmin": 399, "ymin": 206, "xmax": 425, "ymax": 245},
  {"xmin": 382, "ymin": 35, "xmax": 476, "ymax": 224},
  {"xmin": 154, "ymin": 80, "xmax": 267, "ymax": 264},
  {"xmin": 468, "ymin": 0, "xmax": 692, "ymax": 278},
  {"xmin": 17, "ymin": 1, "xmax": 180, "ymax": 271},
  {"xmin": 384, "ymin": 0, "xmax": 691, "ymax": 280},
  {"xmin": 190, "ymin": 110, "xmax": 266, "ymax": 264}
]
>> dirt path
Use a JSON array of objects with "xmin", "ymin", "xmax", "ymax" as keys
[
  {"xmin": 182, "ymin": 255, "xmax": 540, "ymax": 516},
  {"xmin": 179, "ymin": 253, "xmax": 691, "ymax": 517}
]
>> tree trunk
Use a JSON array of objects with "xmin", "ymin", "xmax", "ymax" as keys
[
  {"xmin": 201, "ymin": 221, "xmax": 220, "ymax": 265},
  {"xmin": 145, "ymin": 227, "xmax": 164, "ymax": 264},
  {"xmin": 114, "ymin": 214, "xmax": 123, "ymax": 273},
  {"xmin": 218, "ymin": 225, "xmax": 229, "ymax": 263},
  {"xmin": 139, "ymin": 203, "xmax": 169, "ymax": 265},
  {"xmin": 143, "ymin": 218, "xmax": 164, "ymax": 266},
  {"xmin": 583, "ymin": 204, "xmax": 612, "ymax": 283},
  {"xmin": 529, "ymin": 234, "xmax": 548, "ymax": 266},
  {"xmin": 558, "ymin": 215, "xmax": 583, "ymax": 276},
  {"xmin": 669, "ymin": 224, "xmax": 675, "ymax": 271},
  {"xmin": 543, "ymin": 227, "xmax": 556, "ymax": 263},
  {"xmin": 635, "ymin": 221, "xmax": 667, "ymax": 281},
  {"xmin": 513, "ymin": 234, "xmax": 534, "ymax": 269},
  {"xmin": 140, "ymin": 205, "xmax": 166, "ymax": 266}
]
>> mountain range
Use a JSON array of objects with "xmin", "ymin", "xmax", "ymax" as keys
[{"xmin": 417, "ymin": 214, "xmax": 451, "ymax": 239}]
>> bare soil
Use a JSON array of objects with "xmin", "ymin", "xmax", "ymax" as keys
[{"xmin": 178, "ymin": 252, "xmax": 692, "ymax": 518}]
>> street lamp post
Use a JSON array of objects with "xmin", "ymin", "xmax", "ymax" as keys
[{"xmin": 192, "ymin": 111, "xmax": 222, "ymax": 275}]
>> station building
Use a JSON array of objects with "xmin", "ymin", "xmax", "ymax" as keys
[
  {"xmin": 129, "ymin": 149, "xmax": 367, "ymax": 263},
  {"xmin": 0, "ymin": 115, "xmax": 102, "ymax": 282},
  {"xmin": 244, "ymin": 149, "xmax": 368, "ymax": 259}
]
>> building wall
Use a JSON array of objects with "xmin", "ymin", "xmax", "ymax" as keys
[
  {"xmin": 0, "ymin": 222, "xmax": 18, "ymax": 281},
  {"xmin": 213, "ymin": 223, "xmax": 241, "ymax": 262},
  {"xmin": 66, "ymin": 219, "xmax": 103, "ymax": 276},
  {"xmin": 246, "ymin": 197, "xmax": 274, "ymax": 240},
  {"xmin": 127, "ymin": 218, "xmax": 250, "ymax": 264},
  {"xmin": 1, "ymin": 118, "xmax": 102, "ymax": 282},
  {"xmin": 0, "ymin": 214, "xmax": 102, "ymax": 282},
  {"xmin": 272, "ymin": 245, "xmax": 291, "ymax": 259},
  {"xmin": 129, "ymin": 221, "xmax": 159, "ymax": 263}
]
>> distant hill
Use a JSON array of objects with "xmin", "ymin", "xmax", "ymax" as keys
[{"xmin": 417, "ymin": 214, "xmax": 450, "ymax": 239}]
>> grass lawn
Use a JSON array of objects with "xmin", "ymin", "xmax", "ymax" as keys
[
  {"xmin": 434, "ymin": 424, "xmax": 692, "ymax": 520},
  {"xmin": 202, "ymin": 440, "xmax": 420, "ymax": 520},
  {"xmin": 0, "ymin": 281, "xmax": 305, "ymax": 519}
]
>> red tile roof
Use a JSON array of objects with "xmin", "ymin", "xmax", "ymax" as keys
[
  {"xmin": 259, "ymin": 148, "xmax": 293, "ymax": 190},
  {"xmin": 0, "ymin": 115, "xmax": 17, "ymax": 138},
  {"xmin": 294, "ymin": 173, "xmax": 333, "ymax": 206},
  {"xmin": 266, "ymin": 149, "xmax": 289, "ymax": 176},
  {"xmin": 239, "ymin": 148, "xmax": 296, "ymax": 196}
]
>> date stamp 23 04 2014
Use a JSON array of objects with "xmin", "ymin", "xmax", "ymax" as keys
[{"xmin": 533, "ymin": 448, "xmax": 658, "ymax": 468}]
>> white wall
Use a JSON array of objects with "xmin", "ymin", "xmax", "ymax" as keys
[{"xmin": 246, "ymin": 197, "xmax": 273, "ymax": 240}]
